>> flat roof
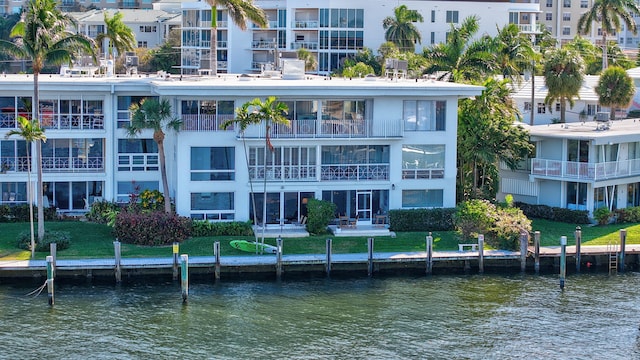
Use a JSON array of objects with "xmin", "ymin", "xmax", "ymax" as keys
[{"xmin": 522, "ymin": 118, "xmax": 640, "ymax": 145}]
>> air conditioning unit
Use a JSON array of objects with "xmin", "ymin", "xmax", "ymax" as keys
[{"xmin": 596, "ymin": 112, "xmax": 610, "ymax": 121}]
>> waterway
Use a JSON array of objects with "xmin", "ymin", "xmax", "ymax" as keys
[{"xmin": 1, "ymin": 273, "xmax": 639, "ymax": 359}]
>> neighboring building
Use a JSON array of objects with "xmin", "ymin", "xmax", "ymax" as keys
[
  {"xmin": 180, "ymin": 0, "xmax": 541, "ymax": 75},
  {"xmin": 70, "ymin": 9, "xmax": 181, "ymax": 53},
  {"xmin": 0, "ymin": 69, "xmax": 482, "ymax": 227},
  {"xmin": 512, "ymin": 75, "xmax": 601, "ymax": 125},
  {"xmin": 538, "ymin": 0, "xmax": 599, "ymax": 46},
  {"xmin": 498, "ymin": 119, "xmax": 640, "ymax": 214}
]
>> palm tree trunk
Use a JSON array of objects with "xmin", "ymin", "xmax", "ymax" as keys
[
  {"xmin": 156, "ymin": 136, "xmax": 172, "ymax": 214},
  {"xmin": 210, "ymin": 7, "xmax": 218, "ymax": 75},
  {"xmin": 33, "ymin": 72, "xmax": 45, "ymax": 242},
  {"xmin": 261, "ymin": 131, "xmax": 268, "ymax": 254},
  {"xmin": 602, "ymin": 32, "xmax": 608, "ymax": 70},
  {"xmin": 26, "ymin": 143, "xmax": 34, "ymax": 259}
]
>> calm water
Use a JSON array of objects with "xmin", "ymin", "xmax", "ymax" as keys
[{"xmin": 1, "ymin": 273, "xmax": 640, "ymax": 359}]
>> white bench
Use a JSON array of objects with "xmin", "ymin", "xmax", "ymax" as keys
[{"xmin": 458, "ymin": 243, "xmax": 478, "ymax": 252}]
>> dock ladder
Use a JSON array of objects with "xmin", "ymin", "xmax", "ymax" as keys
[{"xmin": 607, "ymin": 240, "xmax": 619, "ymax": 275}]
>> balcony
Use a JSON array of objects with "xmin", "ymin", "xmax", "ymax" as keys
[
  {"xmin": 252, "ymin": 40, "xmax": 277, "ymax": 49},
  {"xmin": 293, "ymin": 20, "xmax": 319, "ymax": 28},
  {"xmin": 0, "ymin": 156, "xmax": 29, "ymax": 172},
  {"xmin": 249, "ymin": 165, "xmax": 317, "ymax": 181},
  {"xmin": 42, "ymin": 156, "xmax": 104, "ymax": 172},
  {"xmin": 291, "ymin": 41, "xmax": 319, "ymax": 50},
  {"xmin": 531, "ymin": 158, "xmax": 640, "ymax": 181},
  {"xmin": 518, "ymin": 23, "xmax": 543, "ymax": 34},
  {"xmin": 321, "ymin": 164, "xmax": 390, "ymax": 181},
  {"xmin": 41, "ymin": 113, "xmax": 104, "ymax": 130},
  {"xmin": 241, "ymin": 118, "xmax": 403, "ymax": 139},
  {"xmin": 118, "ymin": 0, "xmax": 140, "ymax": 8},
  {"xmin": 181, "ymin": 114, "xmax": 234, "ymax": 131}
]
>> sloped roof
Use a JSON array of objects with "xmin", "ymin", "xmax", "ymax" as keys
[{"xmin": 511, "ymin": 75, "xmax": 601, "ymax": 102}]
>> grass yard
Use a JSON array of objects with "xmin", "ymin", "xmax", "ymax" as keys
[{"xmin": 1, "ymin": 219, "xmax": 639, "ymax": 260}]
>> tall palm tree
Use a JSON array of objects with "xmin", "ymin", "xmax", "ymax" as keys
[
  {"xmin": 296, "ymin": 48, "xmax": 317, "ymax": 73},
  {"xmin": 206, "ymin": 0, "xmax": 267, "ymax": 75},
  {"xmin": 5, "ymin": 116, "xmax": 46, "ymax": 259},
  {"xmin": 543, "ymin": 48, "xmax": 585, "ymax": 123},
  {"xmin": 127, "ymin": 98, "xmax": 181, "ymax": 214},
  {"xmin": 490, "ymin": 23, "xmax": 536, "ymax": 84},
  {"xmin": 96, "ymin": 11, "xmax": 136, "ymax": 62},
  {"xmin": 0, "ymin": 0, "xmax": 95, "ymax": 242},
  {"xmin": 382, "ymin": 5, "xmax": 424, "ymax": 53},
  {"xmin": 423, "ymin": 16, "xmax": 493, "ymax": 83},
  {"xmin": 577, "ymin": 0, "xmax": 640, "ymax": 69},
  {"xmin": 222, "ymin": 97, "xmax": 288, "ymax": 250},
  {"xmin": 596, "ymin": 66, "xmax": 635, "ymax": 120}
]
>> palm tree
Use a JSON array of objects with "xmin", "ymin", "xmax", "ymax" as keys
[
  {"xmin": 423, "ymin": 16, "xmax": 493, "ymax": 82},
  {"xmin": 0, "ymin": 0, "xmax": 95, "ymax": 242},
  {"xmin": 222, "ymin": 97, "xmax": 288, "ymax": 250},
  {"xmin": 543, "ymin": 48, "xmax": 585, "ymax": 123},
  {"xmin": 577, "ymin": 0, "xmax": 640, "ymax": 69},
  {"xmin": 5, "ymin": 116, "xmax": 46, "ymax": 259},
  {"xmin": 127, "ymin": 99, "xmax": 181, "ymax": 214},
  {"xmin": 382, "ymin": 5, "xmax": 424, "ymax": 53},
  {"xmin": 96, "ymin": 11, "xmax": 136, "ymax": 63},
  {"xmin": 206, "ymin": 0, "xmax": 267, "ymax": 75},
  {"xmin": 296, "ymin": 48, "xmax": 317, "ymax": 73},
  {"xmin": 596, "ymin": 66, "xmax": 635, "ymax": 120},
  {"xmin": 490, "ymin": 23, "xmax": 536, "ymax": 84}
]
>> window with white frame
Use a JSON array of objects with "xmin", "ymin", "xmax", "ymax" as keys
[
  {"xmin": 250, "ymin": 146, "xmax": 317, "ymax": 181},
  {"xmin": 446, "ymin": 11, "xmax": 458, "ymax": 23},
  {"xmin": 580, "ymin": 0, "xmax": 588, "ymax": 7},
  {"xmin": 563, "ymin": 12, "xmax": 571, "ymax": 21},
  {"xmin": 546, "ymin": 13, "xmax": 552, "ymax": 21},
  {"xmin": 587, "ymin": 104, "xmax": 601, "ymax": 116},
  {"xmin": 403, "ymin": 100, "xmax": 446, "ymax": 131},
  {"xmin": 402, "ymin": 189, "xmax": 443, "ymax": 207},
  {"xmin": 139, "ymin": 26, "xmax": 157, "ymax": 33},
  {"xmin": 524, "ymin": 102, "xmax": 532, "ymax": 111},
  {"xmin": 138, "ymin": 41, "xmax": 148, "ymax": 48},
  {"xmin": 555, "ymin": 103, "xmax": 561, "ymax": 112},
  {"xmin": 546, "ymin": 0, "xmax": 553, "ymax": 7},
  {"xmin": 563, "ymin": 0, "xmax": 571, "ymax": 7},
  {"xmin": 190, "ymin": 192, "xmax": 235, "ymax": 221},
  {"xmin": 191, "ymin": 147, "xmax": 235, "ymax": 181},
  {"xmin": 402, "ymin": 145, "xmax": 445, "ymax": 179},
  {"xmin": 117, "ymin": 139, "xmax": 159, "ymax": 171},
  {"xmin": 537, "ymin": 103, "xmax": 546, "ymax": 114},
  {"xmin": 117, "ymin": 181, "xmax": 159, "ymax": 203}
]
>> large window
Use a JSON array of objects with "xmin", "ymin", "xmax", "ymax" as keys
[
  {"xmin": 118, "ymin": 139, "xmax": 158, "ymax": 171},
  {"xmin": 41, "ymin": 138, "xmax": 104, "ymax": 171},
  {"xmin": 44, "ymin": 181, "xmax": 103, "ymax": 210},
  {"xmin": 0, "ymin": 182, "xmax": 27, "ymax": 204},
  {"xmin": 321, "ymin": 8, "xmax": 364, "ymax": 28},
  {"xmin": 446, "ymin": 11, "xmax": 459, "ymax": 23},
  {"xmin": 191, "ymin": 147, "xmax": 235, "ymax": 181},
  {"xmin": 402, "ymin": 145, "xmax": 445, "ymax": 179},
  {"xmin": 0, "ymin": 139, "xmax": 27, "ymax": 172},
  {"xmin": 566, "ymin": 182, "xmax": 587, "ymax": 210},
  {"xmin": 117, "ymin": 181, "xmax": 158, "ymax": 203},
  {"xmin": 402, "ymin": 189, "xmax": 443, "ymax": 208},
  {"xmin": 181, "ymin": 99, "xmax": 235, "ymax": 131},
  {"xmin": 117, "ymin": 96, "xmax": 154, "ymax": 128},
  {"xmin": 190, "ymin": 192, "xmax": 234, "ymax": 221},
  {"xmin": 403, "ymin": 100, "xmax": 446, "ymax": 131}
]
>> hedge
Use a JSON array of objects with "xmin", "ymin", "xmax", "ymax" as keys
[
  {"xmin": 113, "ymin": 212, "xmax": 192, "ymax": 245},
  {"xmin": 514, "ymin": 202, "xmax": 590, "ymax": 224},
  {"xmin": 388, "ymin": 208, "xmax": 456, "ymax": 232}
]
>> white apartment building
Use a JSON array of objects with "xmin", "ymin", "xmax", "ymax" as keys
[
  {"xmin": 180, "ymin": 0, "xmax": 541, "ymax": 75},
  {"xmin": 0, "ymin": 70, "xmax": 482, "ymax": 226}
]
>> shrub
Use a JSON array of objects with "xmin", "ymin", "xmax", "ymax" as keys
[
  {"xmin": 614, "ymin": 206, "xmax": 640, "ymax": 223},
  {"xmin": 113, "ymin": 212, "xmax": 191, "ymax": 245},
  {"xmin": 593, "ymin": 207, "xmax": 612, "ymax": 225},
  {"xmin": 17, "ymin": 230, "xmax": 71, "ymax": 252},
  {"xmin": 191, "ymin": 220, "xmax": 254, "ymax": 237},
  {"xmin": 86, "ymin": 200, "xmax": 122, "ymax": 224},
  {"xmin": 388, "ymin": 208, "xmax": 455, "ymax": 232},
  {"xmin": 514, "ymin": 202, "xmax": 590, "ymax": 224},
  {"xmin": 454, "ymin": 200, "xmax": 496, "ymax": 240},
  {"xmin": 306, "ymin": 198, "xmax": 336, "ymax": 235},
  {"xmin": 0, "ymin": 204, "xmax": 57, "ymax": 222},
  {"xmin": 490, "ymin": 207, "xmax": 531, "ymax": 250}
]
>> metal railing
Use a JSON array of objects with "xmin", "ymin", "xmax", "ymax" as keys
[
  {"xmin": 321, "ymin": 164, "xmax": 390, "ymax": 181},
  {"xmin": 293, "ymin": 20, "xmax": 319, "ymax": 28},
  {"xmin": 531, "ymin": 158, "xmax": 640, "ymax": 181},
  {"xmin": 241, "ymin": 118, "xmax": 403, "ymax": 139},
  {"xmin": 291, "ymin": 41, "xmax": 319, "ymax": 50},
  {"xmin": 249, "ymin": 165, "xmax": 317, "ymax": 181},
  {"xmin": 181, "ymin": 114, "xmax": 235, "ymax": 131},
  {"xmin": 42, "ymin": 156, "xmax": 104, "ymax": 172},
  {"xmin": 40, "ymin": 113, "xmax": 104, "ymax": 130}
]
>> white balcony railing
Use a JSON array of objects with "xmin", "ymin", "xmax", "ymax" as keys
[
  {"xmin": 241, "ymin": 118, "xmax": 403, "ymax": 139},
  {"xmin": 291, "ymin": 41, "xmax": 319, "ymax": 50},
  {"xmin": 518, "ymin": 23, "xmax": 543, "ymax": 33},
  {"xmin": 181, "ymin": 114, "xmax": 235, "ymax": 131},
  {"xmin": 293, "ymin": 20, "xmax": 319, "ymax": 28},
  {"xmin": 42, "ymin": 156, "xmax": 104, "ymax": 172},
  {"xmin": 249, "ymin": 164, "xmax": 317, "ymax": 181},
  {"xmin": 531, "ymin": 158, "xmax": 640, "ymax": 181},
  {"xmin": 321, "ymin": 164, "xmax": 390, "ymax": 181}
]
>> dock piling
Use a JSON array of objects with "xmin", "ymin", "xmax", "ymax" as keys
[
  {"xmin": 46, "ymin": 255, "xmax": 54, "ymax": 306},
  {"xmin": 575, "ymin": 226, "xmax": 582, "ymax": 273},
  {"xmin": 560, "ymin": 236, "xmax": 567, "ymax": 290},
  {"xmin": 213, "ymin": 241, "xmax": 221, "ymax": 281},
  {"xmin": 172, "ymin": 242, "xmax": 179, "ymax": 281},
  {"xmin": 478, "ymin": 234, "xmax": 484, "ymax": 274},
  {"xmin": 180, "ymin": 254, "xmax": 188, "ymax": 303},
  {"xmin": 534, "ymin": 231, "xmax": 540, "ymax": 274},
  {"xmin": 520, "ymin": 232, "xmax": 527, "ymax": 273},
  {"xmin": 620, "ymin": 229, "xmax": 627, "ymax": 272},
  {"xmin": 325, "ymin": 238, "xmax": 332, "ymax": 277},
  {"xmin": 426, "ymin": 233, "xmax": 433, "ymax": 275},
  {"xmin": 114, "ymin": 240, "xmax": 121, "ymax": 283},
  {"xmin": 367, "ymin": 237, "xmax": 374, "ymax": 277},
  {"xmin": 50, "ymin": 242, "xmax": 56, "ymax": 271},
  {"xmin": 276, "ymin": 237, "xmax": 283, "ymax": 280}
]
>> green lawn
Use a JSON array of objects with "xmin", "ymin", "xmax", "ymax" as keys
[{"xmin": 1, "ymin": 219, "xmax": 639, "ymax": 260}]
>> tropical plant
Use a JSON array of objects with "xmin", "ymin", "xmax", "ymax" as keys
[
  {"xmin": 382, "ymin": 5, "xmax": 424, "ymax": 53},
  {"xmin": 296, "ymin": 48, "xmax": 317, "ymax": 73},
  {"xmin": 222, "ymin": 96, "xmax": 289, "ymax": 250},
  {"xmin": 564, "ymin": 36, "xmax": 602, "ymax": 75},
  {"xmin": 422, "ymin": 16, "xmax": 493, "ymax": 83},
  {"xmin": 206, "ymin": 0, "xmax": 267, "ymax": 75},
  {"xmin": 543, "ymin": 48, "xmax": 585, "ymax": 123},
  {"xmin": 0, "ymin": 0, "xmax": 95, "ymax": 242},
  {"xmin": 457, "ymin": 78, "xmax": 533, "ymax": 201},
  {"xmin": 146, "ymin": 29, "xmax": 181, "ymax": 73},
  {"xmin": 577, "ymin": 0, "xmax": 640, "ymax": 69},
  {"xmin": 341, "ymin": 61, "xmax": 375, "ymax": 78},
  {"xmin": 596, "ymin": 66, "xmax": 635, "ymax": 120},
  {"xmin": 4, "ymin": 116, "xmax": 46, "ymax": 259},
  {"xmin": 127, "ymin": 98, "xmax": 181, "ymax": 214},
  {"xmin": 490, "ymin": 23, "xmax": 536, "ymax": 84},
  {"xmin": 96, "ymin": 11, "xmax": 136, "ymax": 63}
]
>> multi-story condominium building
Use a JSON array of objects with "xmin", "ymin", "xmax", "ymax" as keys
[
  {"xmin": 180, "ymin": 0, "xmax": 541, "ymax": 75},
  {"xmin": 0, "ymin": 69, "xmax": 482, "ymax": 227},
  {"xmin": 538, "ymin": 0, "xmax": 599, "ymax": 46},
  {"xmin": 71, "ymin": 9, "xmax": 181, "ymax": 51},
  {"xmin": 499, "ymin": 119, "xmax": 640, "ymax": 214}
]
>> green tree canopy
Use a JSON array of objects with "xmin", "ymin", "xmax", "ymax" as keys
[
  {"xmin": 596, "ymin": 66, "xmax": 635, "ymax": 120},
  {"xmin": 382, "ymin": 5, "xmax": 423, "ymax": 53},
  {"xmin": 96, "ymin": 11, "xmax": 136, "ymax": 62},
  {"xmin": 543, "ymin": 48, "xmax": 585, "ymax": 123}
]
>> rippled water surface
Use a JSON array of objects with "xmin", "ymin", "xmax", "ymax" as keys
[{"xmin": 1, "ymin": 273, "xmax": 640, "ymax": 359}]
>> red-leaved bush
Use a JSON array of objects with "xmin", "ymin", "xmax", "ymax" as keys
[{"xmin": 113, "ymin": 211, "xmax": 191, "ymax": 245}]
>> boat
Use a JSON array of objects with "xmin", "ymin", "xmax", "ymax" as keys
[{"xmin": 229, "ymin": 240, "xmax": 278, "ymax": 254}]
